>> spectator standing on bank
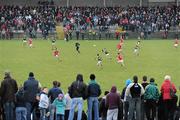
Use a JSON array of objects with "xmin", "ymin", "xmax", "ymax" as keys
[
  {"xmin": 144, "ymin": 78, "xmax": 160, "ymax": 120},
  {"xmin": 121, "ymin": 79, "xmax": 132, "ymax": 120},
  {"xmin": 161, "ymin": 75, "xmax": 177, "ymax": 120},
  {"xmin": 106, "ymin": 86, "xmax": 120, "ymax": 120},
  {"xmin": 48, "ymin": 81, "xmax": 63, "ymax": 120},
  {"xmin": 23, "ymin": 72, "xmax": 40, "ymax": 120},
  {"xmin": 125, "ymin": 75, "xmax": 145, "ymax": 120},
  {"xmin": 99, "ymin": 91, "xmax": 109, "ymax": 120},
  {"xmin": 39, "ymin": 87, "xmax": 49, "ymax": 120},
  {"xmin": 48, "ymin": 81, "xmax": 63, "ymax": 103},
  {"xmin": 53, "ymin": 93, "xmax": 66, "ymax": 120},
  {"xmin": 141, "ymin": 75, "xmax": 149, "ymax": 120},
  {"xmin": 15, "ymin": 87, "xmax": 27, "ymax": 120},
  {"xmin": 87, "ymin": 74, "xmax": 101, "ymax": 120},
  {"xmin": 68, "ymin": 74, "xmax": 88, "ymax": 120},
  {"xmin": 0, "ymin": 71, "xmax": 18, "ymax": 120},
  {"xmin": 64, "ymin": 87, "xmax": 72, "ymax": 120}
]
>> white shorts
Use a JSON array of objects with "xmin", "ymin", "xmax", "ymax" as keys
[
  {"xmin": 23, "ymin": 41, "xmax": 27, "ymax": 43},
  {"xmin": 118, "ymin": 49, "xmax": 122, "ymax": 52},
  {"xmin": 97, "ymin": 61, "xmax": 102, "ymax": 65},
  {"xmin": 117, "ymin": 60, "xmax": 123, "ymax": 63},
  {"xmin": 106, "ymin": 53, "xmax": 109, "ymax": 56},
  {"xmin": 55, "ymin": 55, "xmax": 59, "ymax": 57},
  {"xmin": 29, "ymin": 44, "xmax": 32, "ymax": 47},
  {"xmin": 174, "ymin": 44, "xmax": 178, "ymax": 47},
  {"xmin": 52, "ymin": 43, "xmax": 55, "ymax": 45},
  {"xmin": 134, "ymin": 49, "xmax": 138, "ymax": 53}
]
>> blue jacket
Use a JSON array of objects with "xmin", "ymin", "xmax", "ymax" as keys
[
  {"xmin": 88, "ymin": 80, "xmax": 101, "ymax": 97},
  {"xmin": 23, "ymin": 77, "xmax": 39, "ymax": 102},
  {"xmin": 48, "ymin": 87, "xmax": 63, "ymax": 103}
]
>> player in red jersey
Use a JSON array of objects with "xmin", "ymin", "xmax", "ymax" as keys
[
  {"xmin": 28, "ymin": 38, "xmax": 33, "ymax": 48},
  {"xmin": 117, "ymin": 52, "xmax": 124, "ymax": 66},
  {"xmin": 117, "ymin": 42, "xmax": 122, "ymax": 52},
  {"xmin": 53, "ymin": 48, "xmax": 61, "ymax": 62},
  {"xmin": 174, "ymin": 38, "xmax": 179, "ymax": 48}
]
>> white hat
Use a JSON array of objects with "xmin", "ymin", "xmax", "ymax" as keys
[{"xmin": 164, "ymin": 75, "xmax": 171, "ymax": 81}]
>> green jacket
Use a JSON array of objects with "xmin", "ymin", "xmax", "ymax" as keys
[
  {"xmin": 144, "ymin": 82, "xmax": 159, "ymax": 100},
  {"xmin": 53, "ymin": 98, "xmax": 66, "ymax": 115}
]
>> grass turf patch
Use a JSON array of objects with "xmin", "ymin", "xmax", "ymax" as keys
[{"xmin": 0, "ymin": 39, "xmax": 179, "ymax": 93}]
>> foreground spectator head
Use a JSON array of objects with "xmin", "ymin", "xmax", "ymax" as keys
[
  {"xmin": 4, "ymin": 71, "xmax": 10, "ymax": 78},
  {"xmin": 29, "ymin": 72, "xmax": 34, "ymax": 77},
  {"xmin": 76, "ymin": 74, "xmax": 83, "ymax": 82},
  {"xmin": 90, "ymin": 74, "xmax": 96, "ymax": 80},
  {"xmin": 133, "ymin": 75, "xmax": 138, "ymax": 83},
  {"xmin": 58, "ymin": 93, "xmax": 64, "ymax": 100},
  {"xmin": 53, "ymin": 80, "xmax": 58, "ymax": 87},
  {"xmin": 42, "ymin": 87, "xmax": 48, "ymax": 94},
  {"xmin": 143, "ymin": 76, "xmax": 147, "ymax": 82},
  {"xmin": 111, "ymin": 86, "xmax": 117, "ymax": 93},
  {"xmin": 150, "ymin": 78, "xmax": 155, "ymax": 83},
  {"xmin": 164, "ymin": 75, "xmax": 171, "ymax": 81}
]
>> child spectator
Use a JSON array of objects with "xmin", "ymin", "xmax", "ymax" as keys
[
  {"xmin": 39, "ymin": 87, "xmax": 49, "ymax": 120},
  {"xmin": 15, "ymin": 87, "xmax": 27, "ymax": 120},
  {"xmin": 53, "ymin": 93, "xmax": 66, "ymax": 120}
]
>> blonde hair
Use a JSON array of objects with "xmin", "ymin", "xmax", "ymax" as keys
[{"xmin": 164, "ymin": 75, "xmax": 171, "ymax": 81}]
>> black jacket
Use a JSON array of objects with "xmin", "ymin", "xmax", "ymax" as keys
[
  {"xmin": 69, "ymin": 80, "xmax": 87, "ymax": 99},
  {"xmin": 15, "ymin": 87, "xmax": 26, "ymax": 107},
  {"xmin": 0, "ymin": 76, "xmax": 18, "ymax": 103}
]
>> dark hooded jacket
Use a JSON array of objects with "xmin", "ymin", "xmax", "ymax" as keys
[
  {"xmin": 0, "ymin": 75, "xmax": 18, "ymax": 103},
  {"xmin": 105, "ymin": 86, "xmax": 120, "ymax": 109},
  {"xmin": 69, "ymin": 77, "xmax": 88, "ymax": 99}
]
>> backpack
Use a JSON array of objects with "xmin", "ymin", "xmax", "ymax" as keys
[{"xmin": 130, "ymin": 83, "xmax": 141, "ymax": 98}]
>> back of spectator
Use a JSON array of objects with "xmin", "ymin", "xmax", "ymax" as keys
[
  {"xmin": 53, "ymin": 93, "xmax": 66, "ymax": 120},
  {"xmin": 141, "ymin": 75, "xmax": 149, "ymax": 120},
  {"xmin": 15, "ymin": 86, "xmax": 27, "ymax": 120},
  {"xmin": 48, "ymin": 81, "xmax": 63, "ymax": 120},
  {"xmin": 87, "ymin": 74, "xmax": 101, "ymax": 120},
  {"xmin": 39, "ymin": 87, "xmax": 49, "ymax": 120},
  {"xmin": 0, "ymin": 71, "xmax": 18, "ymax": 120},
  {"xmin": 144, "ymin": 78, "xmax": 159, "ymax": 120},
  {"xmin": 121, "ymin": 79, "xmax": 132, "ymax": 120},
  {"xmin": 125, "ymin": 75, "xmax": 144, "ymax": 120},
  {"xmin": 68, "ymin": 74, "xmax": 88, "ymax": 120},
  {"xmin": 48, "ymin": 81, "xmax": 63, "ymax": 103},
  {"xmin": 99, "ymin": 91, "xmax": 109, "ymax": 120},
  {"xmin": 106, "ymin": 86, "xmax": 120, "ymax": 120},
  {"xmin": 23, "ymin": 72, "xmax": 40, "ymax": 120},
  {"xmin": 161, "ymin": 75, "xmax": 177, "ymax": 120}
]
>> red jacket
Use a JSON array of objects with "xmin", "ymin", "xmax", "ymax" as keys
[{"xmin": 161, "ymin": 80, "xmax": 176, "ymax": 100}]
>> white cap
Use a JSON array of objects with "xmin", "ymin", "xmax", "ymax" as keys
[{"xmin": 164, "ymin": 75, "xmax": 171, "ymax": 81}]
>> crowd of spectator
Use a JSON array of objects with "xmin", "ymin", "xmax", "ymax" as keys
[
  {"xmin": 0, "ymin": 5, "xmax": 180, "ymax": 39},
  {"xmin": 0, "ymin": 71, "xmax": 180, "ymax": 120}
]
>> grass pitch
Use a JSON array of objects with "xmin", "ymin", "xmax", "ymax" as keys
[{"xmin": 0, "ymin": 39, "xmax": 179, "ymax": 93}]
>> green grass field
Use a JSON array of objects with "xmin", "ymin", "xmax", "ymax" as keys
[{"xmin": 0, "ymin": 39, "xmax": 179, "ymax": 93}]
